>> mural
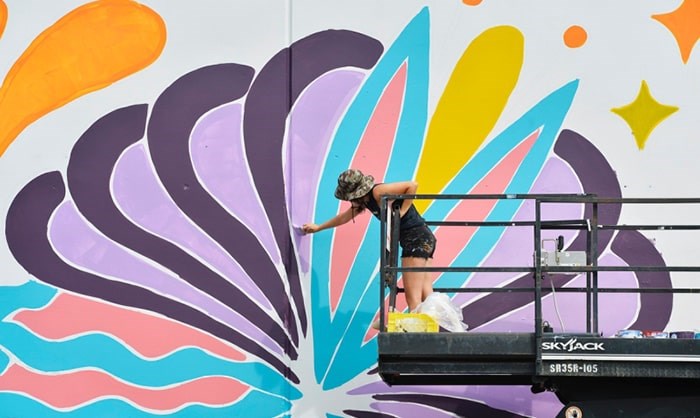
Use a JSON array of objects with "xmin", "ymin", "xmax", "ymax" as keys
[{"xmin": 0, "ymin": 1, "xmax": 697, "ymax": 417}]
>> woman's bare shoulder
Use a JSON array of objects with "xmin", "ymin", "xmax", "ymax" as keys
[{"xmin": 373, "ymin": 181, "xmax": 414, "ymax": 195}]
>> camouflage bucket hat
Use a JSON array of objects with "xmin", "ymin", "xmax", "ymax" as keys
[{"xmin": 334, "ymin": 169, "xmax": 374, "ymax": 201}]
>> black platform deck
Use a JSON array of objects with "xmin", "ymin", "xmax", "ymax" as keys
[
  {"xmin": 378, "ymin": 332, "xmax": 536, "ymax": 385},
  {"xmin": 378, "ymin": 332, "xmax": 700, "ymax": 389}
]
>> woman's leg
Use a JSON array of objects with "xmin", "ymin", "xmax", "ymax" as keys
[
  {"xmin": 422, "ymin": 258, "xmax": 434, "ymax": 301},
  {"xmin": 402, "ymin": 256, "xmax": 429, "ymax": 311},
  {"xmin": 398, "ymin": 224, "xmax": 437, "ymax": 311}
]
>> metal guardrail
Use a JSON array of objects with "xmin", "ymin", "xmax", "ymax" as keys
[{"xmin": 378, "ymin": 194, "xmax": 700, "ymax": 375}]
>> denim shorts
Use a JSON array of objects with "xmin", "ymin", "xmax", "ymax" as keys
[{"xmin": 399, "ymin": 225, "xmax": 437, "ymax": 259}]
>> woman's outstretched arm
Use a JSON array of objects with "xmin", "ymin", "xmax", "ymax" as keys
[{"xmin": 302, "ymin": 206, "xmax": 356, "ymax": 234}]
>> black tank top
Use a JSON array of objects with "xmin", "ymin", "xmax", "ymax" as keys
[{"xmin": 364, "ymin": 185, "xmax": 425, "ymax": 230}]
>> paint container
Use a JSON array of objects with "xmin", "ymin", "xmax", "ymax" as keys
[
  {"xmin": 670, "ymin": 331, "xmax": 695, "ymax": 339},
  {"xmin": 387, "ymin": 312, "xmax": 439, "ymax": 333},
  {"xmin": 615, "ymin": 330, "xmax": 643, "ymax": 338}
]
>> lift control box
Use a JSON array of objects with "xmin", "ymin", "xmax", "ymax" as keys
[
  {"xmin": 541, "ymin": 250, "xmax": 587, "ymax": 267},
  {"xmin": 540, "ymin": 235, "xmax": 587, "ymax": 266}
]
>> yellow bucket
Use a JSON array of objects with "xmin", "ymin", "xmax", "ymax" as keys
[{"xmin": 386, "ymin": 312, "xmax": 439, "ymax": 332}]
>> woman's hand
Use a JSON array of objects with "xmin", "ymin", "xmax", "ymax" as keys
[
  {"xmin": 301, "ymin": 206, "xmax": 357, "ymax": 234},
  {"xmin": 302, "ymin": 223, "xmax": 320, "ymax": 234}
]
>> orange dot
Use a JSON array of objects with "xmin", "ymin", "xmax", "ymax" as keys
[
  {"xmin": 462, "ymin": 0, "xmax": 483, "ymax": 5},
  {"xmin": 564, "ymin": 25, "xmax": 588, "ymax": 48}
]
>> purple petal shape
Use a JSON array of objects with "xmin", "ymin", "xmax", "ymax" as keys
[
  {"xmin": 612, "ymin": 229, "xmax": 672, "ymax": 330},
  {"xmin": 190, "ymin": 103, "xmax": 280, "ymax": 264},
  {"xmin": 556, "ymin": 129, "xmax": 672, "ymax": 330},
  {"xmin": 63, "ymin": 105, "xmax": 295, "ymax": 360},
  {"xmin": 49, "ymin": 200, "xmax": 284, "ymax": 356},
  {"xmin": 144, "ymin": 64, "xmax": 302, "ymax": 345},
  {"xmin": 370, "ymin": 402, "xmax": 454, "ymax": 418},
  {"xmin": 554, "ymin": 129, "xmax": 622, "ymax": 249},
  {"xmin": 5, "ymin": 171, "xmax": 298, "ymax": 382},
  {"xmin": 475, "ymin": 253, "xmax": 639, "ymax": 335},
  {"xmin": 245, "ymin": 30, "xmax": 384, "ymax": 334},
  {"xmin": 285, "ymin": 69, "xmax": 366, "ymax": 272},
  {"xmin": 541, "ymin": 254, "xmax": 638, "ymax": 334},
  {"xmin": 373, "ymin": 394, "xmax": 526, "ymax": 417},
  {"xmin": 454, "ymin": 157, "xmax": 583, "ymax": 309},
  {"xmin": 350, "ymin": 381, "xmax": 562, "ymax": 418},
  {"xmin": 460, "ymin": 129, "xmax": 624, "ymax": 327},
  {"xmin": 113, "ymin": 143, "xmax": 272, "ymax": 311},
  {"xmin": 462, "ymin": 155, "xmax": 635, "ymax": 334},
  {"xmin": 345, "ymin": 411, "xmax": 396, "ymax": 418}
]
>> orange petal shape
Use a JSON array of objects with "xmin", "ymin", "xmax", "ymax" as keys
[
  {"xmin": 0, "ymin": 1, "xmax": 7, "ymax": 39},
  {"xmin": 0, "ymin": 0, "xmax": 166, "ymax": 156}
]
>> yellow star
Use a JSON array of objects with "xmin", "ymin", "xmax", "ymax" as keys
[
  {"xmin": 652, "ymin": 0, "xmax": 700, "ymax": 63},
  {"xmin": 611, "ymin": 81, "xmax": 678, "ymax": 150}
]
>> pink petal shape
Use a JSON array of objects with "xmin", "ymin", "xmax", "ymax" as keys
[
  {"xmin": 0, "ymin": 364, "xmax": 248, "ymax": 410},
  {"xmin": 330, "ymin": 63, "xmax": 407, "ymax": 312},
  {"xmin": 13, "ymin": 293, "xmax": 246, "ymax": 361}
]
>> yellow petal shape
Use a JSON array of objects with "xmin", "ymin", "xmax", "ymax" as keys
[
  {"xmin": 0, "ymin": 0, "xmax": 166, "ymax": 156},
  {"xmin": 0, "ymin": 1, "xmax": 7, "ymax": 38},
  {"xmin": 415, "ymin": 26, "xmax": 523, "ymax": 212}
]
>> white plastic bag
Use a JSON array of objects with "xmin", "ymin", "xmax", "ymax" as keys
[{"xmin": 414, "ymin": 293, "xmax": 468, "ymax": 332}]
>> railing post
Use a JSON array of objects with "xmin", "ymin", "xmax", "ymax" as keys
[
  {"xmin": 534, "ymin": 198, "xmax": 543, "ymax": 375},
  {"xmin": 379, "ymin": 196, "xmax": 388, "ymax": 331},
  {"xmin": 591, "ymin": 200, "xmax": 599, "ymax": 335},
  {"xmin": 586, "ymin": 220, "xmax": 592, "ymax": 334},
  {"xmin": 388, "ymin": 201, "xmax": 401, "ymax": 310}
]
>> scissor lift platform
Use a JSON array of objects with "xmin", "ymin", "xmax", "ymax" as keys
[{"xmin": 376, "ymin": 195, "xmax": 700, "ymax": 416}]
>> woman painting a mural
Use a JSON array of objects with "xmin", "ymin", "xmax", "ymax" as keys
[{"xmin": 302, "ymin": 169, "xmax": 437, "ymax": 313}]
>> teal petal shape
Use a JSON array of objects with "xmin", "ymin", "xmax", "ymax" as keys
[
  {"xmin": 0, "ymin": 391, "xmax": 291, "ymax": 418},
  {"xmin": 0, "ymin": 280, "xmax": 56, "ymax": 319},
  {"xmin": 427, "ymin": 79, "xmax": 579, "ymax": 290},
  {"xmin": 0, "ymin": 323, "xmax": 301, "ymax": 400},
  {"xmin": 311, "ymin": 7, "xmax": 430, "ymax": 388}
]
